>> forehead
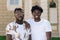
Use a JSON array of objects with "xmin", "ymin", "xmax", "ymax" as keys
[
  {"xmin": 14, "ymin": 10, "xmax": 24, "ymax": 13},
  {"xmin": 15, "ymin": 10, "xmax": 23, "ymax": 12},
  {"xmin": 14, "ymin": 10, "xmax": 24, "ymax": 14},
  {"xmin": 34, "ymin": 9, "xmax": 40, "ymax": 11},
  {"xmin": 33, "ymin": 10, "xmax": 41, "ymax": 12}
]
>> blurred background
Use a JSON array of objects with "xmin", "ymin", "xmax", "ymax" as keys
[{"xmin": 0, "ymin": 0, "xmax": 60, "ymax": 40}]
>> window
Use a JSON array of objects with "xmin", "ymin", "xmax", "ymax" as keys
[
  {"xmin": 15, "ymin": 0, "xmax": 19, "ymax": 5},
  {"xmin": 7, "ymin": 0, "xmax": 22, "ymax": 11},
  {"xmin": 10, "ymin": 0, "xmax": 19, "ymax": 5},
  {"xmin": 10, "ymin": 0, "xmax": 14, "ymax": 5}
]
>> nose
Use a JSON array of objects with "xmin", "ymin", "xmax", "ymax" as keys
[
  {"xmin": 34, "ymin": 12, "xmax": 39, "ymax": 16},
  {"xmin": 18, "ymin": 14, "xmax": 24, "ymax": 18},
  {"xmin": 33, "ymin": 10, "xmax": 39, "ymax": 14}
]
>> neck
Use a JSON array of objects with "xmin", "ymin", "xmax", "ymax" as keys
[
  {"xmin": 34, "ymin": 18, "xmax": 41, "ymax": 22},
  {"xmin": 16, "ymin": 20, "xmax": 23, "ymax": 24}
]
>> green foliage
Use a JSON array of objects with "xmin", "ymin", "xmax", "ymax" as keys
[{"xmin": 0, "ymin": 36, "xmax": 60, "ymax": 40}]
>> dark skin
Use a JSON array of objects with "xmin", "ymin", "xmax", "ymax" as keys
[
  {"xmin": 46, "ymin": 32, "xmax": 51, "ymax": 40},
  {"xmin": 23, "ymin": 21, "xmax": 31, "ymax": 40},
  {"xmin": 6, "ymin": 34, "xmax": 12, "ymax": 40},
  {"xmin": 14, "ymin": 10, "xmax": 24, "ymax": 24},
  {"xmin": 32, "ymin": 10, "xmax": 51, "ymax": 40},
  {"xmin": 32, "ymin": 10, "xmax": 41, "ymax": 22},
  {"xmin": 6, "ymin": 10, "xmax": 31, "ymax": 40}
]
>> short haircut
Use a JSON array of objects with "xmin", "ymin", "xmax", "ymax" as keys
[
  {"xmin": 14, "ymin": 8, "xmax": 24, "ymax": 13},
  {"xmin": 31, "ymin": 5, "xmax": 43, "ymax": 13}
]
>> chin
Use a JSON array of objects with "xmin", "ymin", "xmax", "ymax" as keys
[
  {"xmin": 19, "ymin": 18, "xmax": 24, "ymax": 21},
  {"xmin": 17, "ymin": 17, "xmax": 24, "ymax": 21},
  {"xmin": 18, "ymin": 19, "xmax": 22, "ymax": 21},
  {"xmin": 35, "ymin": 17, "xmax": 38, "ymax": 18},
  {"xmin": 18, "ymin": 18, "xmax": 22, "ymax": 20},
  {"xmin": 34, "ymin": 17, "xmax": 39, "ymax": 19}
]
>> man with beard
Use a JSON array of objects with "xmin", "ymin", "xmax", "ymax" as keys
[{"xmin": 6, "ymin": 8, "xmax": 31, "ymax": 40}]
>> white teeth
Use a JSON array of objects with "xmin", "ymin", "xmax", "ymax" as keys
[{"xmin": 35, "ymin": 16, "xmax": 38, "ymax": 18}]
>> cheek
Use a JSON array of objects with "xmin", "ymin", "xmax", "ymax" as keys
[
  {"xmin": 32, "ymin": 13, "xmax": 40, "ymax": 16},
  {"xmin": 14, "ymin": 15, "xmax": 19, "ymax": 19}
]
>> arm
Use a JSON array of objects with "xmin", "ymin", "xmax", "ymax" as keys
[
  {"xmin": 28, "ymin": 35, "xmax": 31, "ymax": 40},
  {"xmin": 6, "ymin": 34, "xmax": 12, "ymax": 40},
  {"xmin": 46, "ymin": 32, "xmax": 51, "ymax": 40},
  {"xmin": 23, "ymin": 21, "xmax": 30, "ymax": 29},
  {"xmin": 45, "ymin": 21, "xmax": 52, "ymax": 40},
  {"xmin": 6, "ymin": 24, "xmax": 13, "ymax": 40},
  {"xmin": 23, "ymin": 21, "xmax": 32, "ymax": 40}
]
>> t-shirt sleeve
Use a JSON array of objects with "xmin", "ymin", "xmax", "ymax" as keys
[
  {"xmin": 45, "ymin": 21, "xmax": 52, "ymax": 32},
  {"xmin": 6, "ymin": 24, "xmax": 13, "ymax": 35}
]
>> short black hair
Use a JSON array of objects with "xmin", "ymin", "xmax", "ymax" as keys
[
  {"xmin": 14, "ymin": 8, "xmax": 24, "ymax": 13},
  {"xmin": 31, "ymin": 5, "xmax": 43, "ymax": 13}
]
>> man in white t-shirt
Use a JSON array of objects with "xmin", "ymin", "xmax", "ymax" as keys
[
  {"xmin": 6, "ymin": 8, "xmax": 31, "ymax": 40},
  {"xmin": 26, "ymin": 5, "xmax": 52, "ymax": 40}
]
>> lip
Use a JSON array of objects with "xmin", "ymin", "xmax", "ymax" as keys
[
  {"xmin": 35, "ymin": 16, "xmax": 38, "ymax": 18},
  {"xmin": 17, "ymin": 16, "xmax": 23, "ymax": 19}
]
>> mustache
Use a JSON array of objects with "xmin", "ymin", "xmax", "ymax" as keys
[
  {"xmin": 20, "ymin": 14, "xmax": 24, "ymax": 17},
  {"xmin": 19, "ymin": 16, "xmax": 24, "ymax": 19}
]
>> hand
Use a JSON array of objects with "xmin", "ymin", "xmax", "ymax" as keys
[{"xmin": 23, "ymin": 21, "xmax": 30, "ymax": 29}]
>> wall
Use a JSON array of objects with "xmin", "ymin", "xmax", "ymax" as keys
[
  {"xmin": 0, "ymin": 0, "xmax": 14, "ymax": 35},
  {"xmin": 0, "ymin": 0, "xmax": 60, "ymax": 37},
  {"xmin": 58, "ymin": 0, "xmax": 60, "ymax": 37}
]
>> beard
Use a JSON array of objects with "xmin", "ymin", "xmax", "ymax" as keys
[
  {"xmin": 16, "ymin": 15, "xmax": 24, "ymax": 21},
  {"xmin": 17, "ymin": 16, "xmax": 24, "ymax": 21},
  {"xmin": 16, "ymin": 16, "xmax": 24, "ymax": 24}
]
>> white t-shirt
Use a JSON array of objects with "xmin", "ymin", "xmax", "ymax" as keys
[
  {"xmin": 6, "ymin": 21, "xmax": 30, "ymax": 40},
  {"xmin": 26, "ymin": 18, "xmax": 52, "ymax": 40}
]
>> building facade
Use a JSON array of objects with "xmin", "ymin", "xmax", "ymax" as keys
[{"xmin": 0, "ymin": 0, "xmax": 60, "ymax": 37}]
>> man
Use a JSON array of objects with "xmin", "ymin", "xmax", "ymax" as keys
[
  {"xmin": 6, "ymin": 8, "xmax": 31, "ymax": 40},
  {"xmin": 26, "ymin": 5, "xmax": 52, "ymax": 40}
]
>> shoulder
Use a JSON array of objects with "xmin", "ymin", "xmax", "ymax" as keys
[
  {"xmin": 7, "ymin": 22, "xmax": 15, "ymax": 26},
  {"xmin": 42, "ymin": 19, "xmax": 52, "ymax": 32},
  {"xmin": 42, "ymin": 19, "xmax": 52, "ymax": 28},
  {"xmin": 41, "ymin": 18, "xmax": 50, "ymax": 24},
  {"xmin": 6, "ymin": 21, "xmax": 15, "ymax": 29}
]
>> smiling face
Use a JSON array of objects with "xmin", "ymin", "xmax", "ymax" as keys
[
  {"xmin": 31, "ymin": 5, "xmax": 43, "ymax": 20},
  {"xmin": 14, "ymin": 10, "xmax": 24, "ymax": 21},
  {"xmin": 32, "ymin": 10, "xmax": 41, "ymax": 19}
]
